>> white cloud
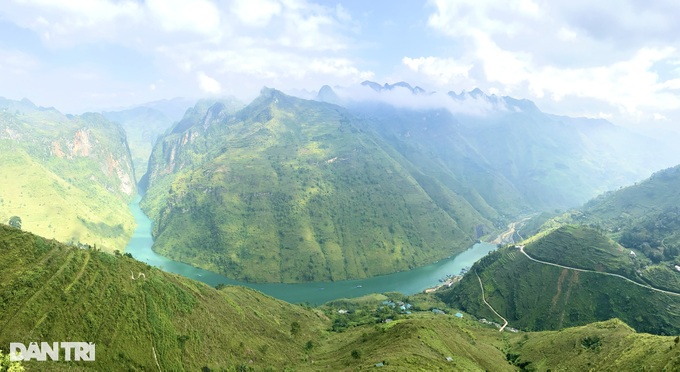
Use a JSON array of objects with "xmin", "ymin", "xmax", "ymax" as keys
[
  {"xmin": 146, "ymin": 0, "xmax": 221, "ymax": 35},
  {"xmin": 5, "ymin": 0, "xmax": 370, "ymax": 103},
  {"xmin": 197, "ymin": 72, "xmax": 221, "ymax": 94},
  {"xmin": 402, "ymin": 57, "xmax": 473, "ymax": 85},
  {"xmin": 231, "ymin": 0, "xmax": 282, "ymax": 27},
  {"xmin": 420, "ymin": 0, "xmax": 680, "ymax": 123},
  {"xmin": 333, "ymin": 84, "xmax": 508, "ymax": 117},
  {"xmin": 653, "ymin": 113, "xmax": 668, "ymax": 120}
]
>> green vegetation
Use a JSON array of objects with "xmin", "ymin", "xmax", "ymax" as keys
[
  {"xmin": 1, "ymin": 224, "xmax": 678, "ymax": 370},
  {"xmin": 0, "ymin": 224, "xmax": 327, "ymax": 371},
  {"xmin": 0, "ymin": 349, "xmax": 24, "ymax": 372},
  {"xmin": 525, "ymin": 225, "xmax": 634, "ymax": 277},
  {"xmin": 142, "ymin": 89, "xmax": 492, "ymax": 282},
  {"xmin": 510, "ymin": 319, "xmax": 680, "ymax": 371},
  {"xmin": 440, "ymin": 228, "xmax": 680, "ymax": 335},
  {"xmin": 139, "ymin": 88, "xmax": 666, "ymax": 284},
  {"xmin": 531, "ymin": 165, "xmax": 680, "ymax": 292},
  {"xmin": 0, "ymin": 99, "xmax": 136, "ymax": 252}
]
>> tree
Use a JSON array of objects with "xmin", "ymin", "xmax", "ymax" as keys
[
  {"xmin": 0, "ymin": 349, "xmax": 25, "ymax": 371},
  {"xmin": 8, "ymin": 216, "xmax": 21, "ymax": 230},
  {"xmin": 290, "ymin": 321, "xmax": 301, "ymax": 336}
]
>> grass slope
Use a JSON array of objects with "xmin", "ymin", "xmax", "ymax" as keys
[
  {"xmin": 439, "ymin": 228, "xmax": 680, "ymax": 335},
  {"xmin": 0, "ymin": 144, "xmax": 133, "ymax": 251},
  {"xmin": 0, "ymin": 224, "xmax": 328, "ymax": 371},
  {"xmin": 510, "ymin": 318, "xmax": 680, "ymax": 371},
  {"xmin": 2, "ymin": 225, "xmax": 678, "ymax": 371},
  {"xmin": 534, "ymin": 165, "xmax": 680, "ymax": 292},
  {"xmin": 525, "ymin": 225, "xmax": 634, "ymax": 276}
]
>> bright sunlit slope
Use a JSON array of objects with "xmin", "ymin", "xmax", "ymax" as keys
[{"xmin": 0, "ymin": 98, "xmax": 136, "ymax": 252}]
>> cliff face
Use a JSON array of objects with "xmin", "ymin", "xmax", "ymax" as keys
[
  {"xmin": 0, "ymin": 98, "xmax": 137, "ymax": 251},
  {"xmin": 48, "ymin": 126, "xmax": 135, "ymax": 197}
]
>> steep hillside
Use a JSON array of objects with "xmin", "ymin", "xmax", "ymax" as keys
[
  {"xmin": 0, "ymin": 98, "xmax": 136, "ymax": 251},
  {"xmin": 2, "ymin": 225, "xmax": 679, "ymax": 370},
  {"xmin": 509, "ymin": 318, "xmax": 680, "ymax": 371},
  {"xmin": 341, "ymin": 83, "xmax": 670, "ymax": 212},
  {"xmin": 0, "ymin": 224, "xmax": 329, "ymax": 371},
  {"xmin": 142, "ymin": 89, "xmax": 493, "ymax": 283},
  {"xmin": 439, "ymin": 226, "xmax": 680, "ymax": 335},
  {"xmin": 103, "ymin": 106, "xmax": 176, "ymax": 181},
  {"xmin": 531, "ymin": 165, "xmax": 680, "ymax": 291}
]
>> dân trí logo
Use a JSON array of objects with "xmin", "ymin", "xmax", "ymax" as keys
[{"xmin": 9, "ymin": 342, "xmax": 95, "ymax": 362}]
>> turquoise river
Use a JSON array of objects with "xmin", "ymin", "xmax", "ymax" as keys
[{"xmin": 125, "ymin": 196, "xmax": 497, "ymax": 305}]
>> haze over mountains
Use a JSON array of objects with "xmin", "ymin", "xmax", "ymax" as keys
[
  {"xmin": 135, "ymin": 82, "xmax": 679, "ymax": 283},
  {"xmin": 2, "ymin": 81, "xmax": 680, "ymax": 370},
  {"xmin": 0, "ymin": 97, "xmax": 136, "ymax": 251},
  {"xmin": 4, "ymin": 1, "xmax": 680, "ymax": 370}
]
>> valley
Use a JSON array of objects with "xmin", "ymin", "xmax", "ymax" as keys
[
  {"xmin": 3, "ymin": 2, "xmax": 680, "ymax": 370},
  {"xmin": 126, "ymin": 194, "xmax": 499, "ymax": 305}
]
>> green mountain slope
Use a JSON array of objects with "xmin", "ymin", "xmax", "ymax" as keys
[
  {"xmin": 142, "ymin": 89, "xmax": 491, "ymax": 283},
  {"xmin": 0, "ymin": 224, "xmax": 329, "ymax": 371},
  {"xmin": 0, "ymin": 98, "xmax": 136, "ymax": 251},
  {"xmin": 142, "ymin": 86, "xmax": 677, "ymax": 284},
  {"xmin": 340, "ymin": 84, "xmax": 673, "ymax": 213},
  {"xmin": 529, "ymin": 165, "xmax": 680, "ymax": 291},
  {"xmin": 439, "ymin": 226, "xmax": 680, "ymax": 335},
  {"xmin": 2, "ymin": 224, "xmax": 679, "ymax": 371},
  {"xmin": 509, "ymin": 318, "xmax": 680, "ymax": 371}
]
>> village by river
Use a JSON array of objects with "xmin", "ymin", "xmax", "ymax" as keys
[{"xmin": 125, "ymin": 196, "xmax": 498, "ymax": 305}]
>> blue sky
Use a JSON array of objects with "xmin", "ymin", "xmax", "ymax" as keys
[{"xmin": 1, "ymin": 0, "xmax": 679, "ymax": 128}]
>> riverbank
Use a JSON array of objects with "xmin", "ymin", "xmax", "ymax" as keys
[
  {"xmin": 125, "ymin": 195, "xmax": 499, "ymax": 304},
  {"xmin": 423, "ymin": 275, "xmax": 462, "ymax": 293}
]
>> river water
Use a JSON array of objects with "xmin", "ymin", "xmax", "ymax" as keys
[{"xmin": 125, "ymin": 196, "xmax": 497, "ymax": 305}]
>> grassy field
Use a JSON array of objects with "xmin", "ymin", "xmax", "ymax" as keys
[
  {"xmin": 2, "ymin": 224, "xmax": 679, "ymax": 371},
  {"xmin": 525, "ymin": 225, "xmax": 634, "ymax": 276}
]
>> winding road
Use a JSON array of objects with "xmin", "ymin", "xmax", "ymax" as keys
[
  {"xmin": 475, "ymin": 271, "xmax": 508, "ymax": 332},
  {"xmin": 491, "ymin": 216, "xmax": 533, "ymax": 245},
  {"xmin": 518, "ymin": 245, "xmax": 680, "ymax": 297}
]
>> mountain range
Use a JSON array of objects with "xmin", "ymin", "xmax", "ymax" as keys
[{"xmin": 139, "ymin": 83, "xmax": 678, "ymax": 283}]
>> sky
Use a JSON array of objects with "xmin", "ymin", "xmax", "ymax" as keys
[{"xmin": 1, "ymin": 0, "xmax": 679, "ymax": 129}]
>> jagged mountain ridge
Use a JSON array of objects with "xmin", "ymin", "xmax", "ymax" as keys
[
  {"xmin": 142, "ymin": 88, "xmax": 496, "ymax": 283},
  {"xmin": 141, "ymin": 86, "xmax": 677, "ymax": 283},
  {"xmin": 320, "ymin": 82, "xmax": 674, "ymax": 211}
]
